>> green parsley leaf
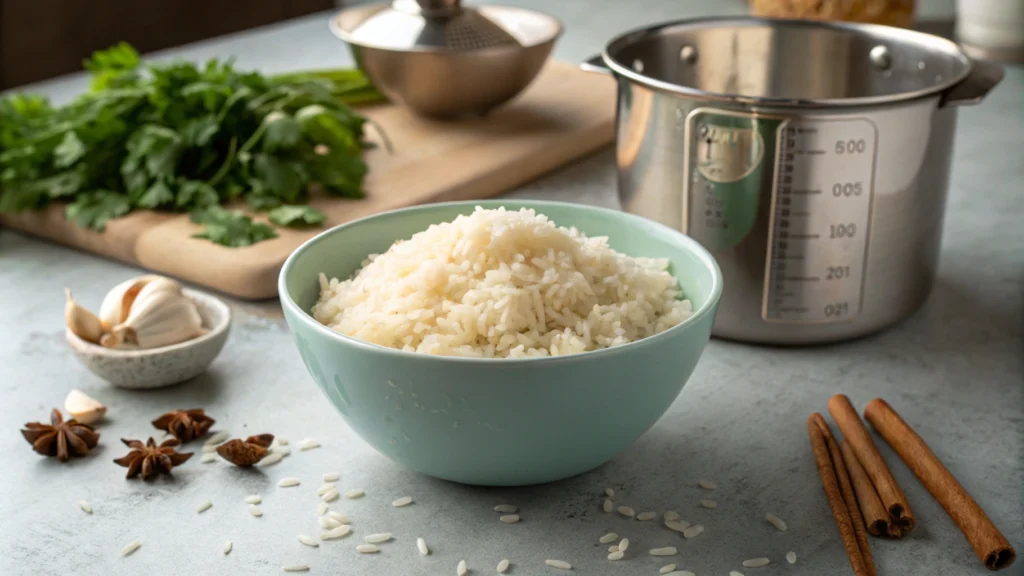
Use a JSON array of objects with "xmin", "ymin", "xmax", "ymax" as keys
[
  {"xmin": 176, "ymin": 180, "xmax": 219, "ymax": 209},
  {"xmin": 245, "ymin": 193, "xmax": 282, "ymax": 211},
  {"xmin": 262, "ymin": 111, "xmax": 302, "ymax": 151},
  {"xmin": 253, "ymin": 153, "xmax": 305, "ymax": 203},
  {"xmin": 267, "ymin": 204, "xmax": 326, "ymax": 227},
  {"xmin": 136, "ymin": 180, "xmax": 174, "ymax": 209},
  {"xmin": 65, "ymin": 190, "xmax": 130, "ymax": 231},
  {"xmin": 190, "ymin": 205, "xmax": 277, "ymax": 247},
  {"xmin": 53, "ymin": 132, "xmax": 87, "ymax": 168}
]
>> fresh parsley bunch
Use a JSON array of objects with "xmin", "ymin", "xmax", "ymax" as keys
[{"xmin": 0, "ymin": 43, "xmax": 380, "ymax": 246}]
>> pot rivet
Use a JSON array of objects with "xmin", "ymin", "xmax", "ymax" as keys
[
  {"xmin": 632, "ymin": 59, "xmax": 645, "ymax": 72},
  {"xmin": 679, "ymin": 44, "xmax": 698, "ymax": 63},
  {"xmin": 869, "ymin": 45, "xmax": 892, "ymax": 70},
  {"xmin": 917, "ymin": 60, "xmax": 927, "ymax": 70}
]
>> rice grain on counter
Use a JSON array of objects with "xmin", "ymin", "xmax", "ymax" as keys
[{"xmin": 313, "ymin": 207, "xmax": 692, "ymax": 358}]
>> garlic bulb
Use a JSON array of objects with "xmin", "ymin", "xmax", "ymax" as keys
[
  {"xmin": 101, "ymin": 287, "xmax": 206, "ymax": 350},
  {"xmin": 98, "ymin": 275, "xmax": 162, "ymax": 331},
  {"xmin": 65, "ymin": 289, "xmax": 104, "ymax": 344}
]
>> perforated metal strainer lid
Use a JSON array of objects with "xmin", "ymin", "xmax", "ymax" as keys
[{"xmin": 337, "ymin": 0, "xmax": 528, "ymax": 51}]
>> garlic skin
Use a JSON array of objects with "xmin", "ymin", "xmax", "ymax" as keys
[
  {"xmin": 65, "ymin": 289, "xmax": 104, "ymax": 344},
  {"xmin": 98, "ymin": 275, "xmax": 160, "ymax": 331},
  {"xmin": 101, "ymin": 287, "xmax": 205, "ymax": 350},
  {"xmin": 65, "ymin": 389, "xmax": 107, "ymax": 424}
]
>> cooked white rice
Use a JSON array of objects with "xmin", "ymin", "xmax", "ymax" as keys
[{"xmin": 313, "ymin": 207, "xmax": 692, "ymax": 358}]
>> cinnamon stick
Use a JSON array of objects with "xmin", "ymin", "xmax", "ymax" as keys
[
  {"xmin": 828, "ymin": 393, "xmax": 915, "ymax": 536},
  {"xmin": 840, "ymin": 438, "xmax": 894, "ymax": 537},
  {"xmin": 808, "ymin": 413, "xmax": 876, "ymax": 576},
  {"xmin": 864, "ymin": 398, "xmax": 1017, "ymax": 571}
]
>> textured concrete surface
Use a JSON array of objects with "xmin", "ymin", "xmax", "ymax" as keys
[{"xmin": 1, "ymin": 1, "xmax": 1021, "ymax": 575}]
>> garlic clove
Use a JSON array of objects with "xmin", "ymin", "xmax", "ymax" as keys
[
  {"xmin": 113, "ymin": 290, "xmax": 205, "ymax": 349},
  {"xmin": 130, "ymin": 276, "xmax": 183, "ymax": 307},
  {"xmin": 65, "ymin": 289, "xmax": 104, "ymax": 344},
  {"xmin": 65, "ymin": 389, "xmax": 107, "ymax": 424},
  {"xmin": 98, "ymin": 276, "xmax": 158, "ymax": 331}
]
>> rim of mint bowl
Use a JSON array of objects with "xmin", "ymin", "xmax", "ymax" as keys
[{"xmin": 278, "ymin": 200, "xmax": 723, "ymax": 365}]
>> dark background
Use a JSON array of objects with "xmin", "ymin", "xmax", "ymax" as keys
[{"xmin": 0, "ymin": 0, "xmax": 336, "ymax": 89}]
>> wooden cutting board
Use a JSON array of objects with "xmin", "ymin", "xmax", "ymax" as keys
[{"xmin": 0, "ymin": 61, "xmax": 615, "ymax": 299}]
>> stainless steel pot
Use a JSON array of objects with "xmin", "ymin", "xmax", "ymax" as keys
[{"xmin": 585, "ymin": 17, "xmax": 1003, "ymax": 345}]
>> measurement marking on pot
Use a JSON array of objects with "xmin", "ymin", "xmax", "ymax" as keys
[{"xmin": 763, "ymin": 117, "xmax": 877, "ymax": 325}]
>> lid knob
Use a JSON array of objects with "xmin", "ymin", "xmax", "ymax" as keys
[{"xmin": 393, "ymin": 0, "xmax": 462, "ymax": 17}]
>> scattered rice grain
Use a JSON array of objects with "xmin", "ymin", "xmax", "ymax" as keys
[
  {"xmin": 618, "ymin": 538, "xmax": 629, "ymax": 552},
  {"xmin": 200, "ymin": 453, "xmax": 217, "ymax": 464},
  {"xmin": 637, "ymin": 511, "xmax": 657, "ymax": 521},
  {"xmin": 317, "ymin": 483, "xmax": 336, "ymax": 496},
  {"xmin": 608, "ymin": 545, "xmax": 619, "ymax": 552},
  {"xmin": 682, "ymin": 525, "xmax": 703, "ymax": 539},
  {"xmin": 259, "ymin": 452, "xmax": 284, "ymax": 466},
  {"xmin": 700, "ymin": 499, "xmax": 717, "ymax": 509},
  {"xmin": 277, "ymin": 438, "xmax": 289, "ymax": 446},
  {"xmin": 663, "ymin": 511, "xmax": 679, "ymax": 521},
  {"xmin": 282, "ymin": 565, "xmax": 309, "ymax": 572},
  {"xmin": 766, "ymin": 513, "xmax": 788, "ymax": 532},
  {"xmin": 204, "ymin": 431, "xmax": 230, "ymax": 446},
  {"xmin": 417, "ymin": 537, "xmax": 429, "ymax": 555},
  {"xmin": 730, "ymin": 572, "xmax": 746, "ymax": 576},
  {"xmin": 327, "ymin": 510, "xmax": 349, "ymax": 524},
  {"xmin": 317, "ymin": 503, "xmax": 329, "ymax": 515},
  {"xmin": 297, "ymin": 534, "xmax": 319, "ymax": 548},
  {"xmin": 278, "ymin": 477, "xmax": 300, "ymax": 488},
  {"xmin": 660, "ymin": 564, "xmax": 677, "ymax": 574},
  {"xmin": 120, "ymin": 540, "xmax": 141, "ymax": 557},
  {"xmin": 323, "ymin": 472, "xmax": 340, "ymax": 482},
  {"xmin": 320, "ymin": 525, "xmax": 352, "ymax": 540},
  {"xmin": 607, "ymin": 550, "xmax": 624, "ymax": 561},
  {"xmin": 665, "ymin": 520, "xmax": 691, "ymax": 533},
  {"xmin": 499, "ymin": 514, "xmax": 520, "ymax": 524},
  {"xmin": 497, "ymin": 558, "xmax": 510, "ymax": 573},
  {"xmin": 392, "ymin": 496, "xmax": 414, "ymax": 507},
  {"xmin": 321, "ymin": 489, "xmax": 340, "ymax": 503},
  {"xmin": 223, "ymin": 541, "xmax": 232, "ymax": 555},
  {"xmin": 650, "ymin": 547, "xmax": 677, "ymax": 556},
  {"xmin": 786, "ymin": 551, "xmax": 797, "ymax": 564},
  {"xmin": 248, "ymin": 505, "xmax": 263, "ymax": 517},
  {"xmin": 272, "ymin": 445, "xmax": 291, "ymax": 456},
  {"xmin": 598, "ymin": 532, "xmax": 618, "ymax": 544},
  {"xmin": 298, "ymin": 438, "xmax": 320, "ymax": 451},
  {"xmin": 494, "ymin": 504, "xmax": 517, "ymax": 513},
  {"xmin": 668, "ymin": 572, "xmax": 697, "ymax": 576},
  {"xmin": 357, "ymin": 544, "xmax": 380, "ymax": 554},
  {"xmin": 202, "ymin": 444, "xmax": 218, "ymax": 453},
  {"xmin": 365, "ymin": 533, "xmax": 392, "ymax": 544},
  {"xmin": 617, "ymin": 505, "xmax": 635, "ymax": 518},
  {"xmin": 344, "ymin": 489, "xmax": 365, "ymax": 499},
  {"xmin": 698, "ymin": 479, "xmax": 716, "ymax": 490},
  {"xmin": 245, "ymin": 494, "xmax": 262, "ymax": 505},
  {"xmin": 604, "ymin": 487, "xmax": 614, "ymax": 497},
  {"xmin": 319, "ymin": 516, "xmax": 341, "ymax": 530},
  {"xmin": 197, "ymin": 500, "xmax": 212, "ymax": 513},
  {"xmin": 603, "ymin": 499, "xmax": 613, "ymax": 513},
  {"xmin": 545, "ymin": 559, "xmax": 571, "ymax": 570},
  {"xmin": 742, "ymin": 558, "xmax": 770, "ymax": 568},
  {"xmin": 79, "ymin": 500, "xmax": 92, "ymax": 514},
  {"xmin": 457, "ymin": 559, "xmax": 468, "ymax": 575}
]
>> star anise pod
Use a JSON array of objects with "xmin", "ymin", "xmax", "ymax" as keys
[
  {"xmin": 216, "ymin": 434, "xmax": 275, "ymax": 467},
  {"xmin": 21, "ymin": 408, "xmax": 100, "ymax": 462},
  {"xmin": 151, "ymin": 408, "xmax": 215, "ymax": 442},
  {"xmin": 114, "ymin": 437, "xmax": 193, "ymax": 480}
]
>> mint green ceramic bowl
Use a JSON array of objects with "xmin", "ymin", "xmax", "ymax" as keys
[{"xmin": 279, "ymin": 200, "xmax": 722, "ymax": 486}]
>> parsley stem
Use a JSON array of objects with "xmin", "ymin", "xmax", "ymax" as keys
[{"xmin": 207, "ymin": 137, "xmax": 237, "ymax": 188}]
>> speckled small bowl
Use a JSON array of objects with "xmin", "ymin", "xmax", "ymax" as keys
[{"xmin": 65, "ymin": 289, "xmax": 231, "ymax": 389}]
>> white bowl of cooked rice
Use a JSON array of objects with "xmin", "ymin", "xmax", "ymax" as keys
[{"xmin": 279, "ymin": 200, "xmax": 722, "ymax": 485}]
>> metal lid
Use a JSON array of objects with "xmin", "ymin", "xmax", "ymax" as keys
[
  {"xmin": 333, "ymin": 0, "xmax": 544, "ymax": 52},
  {"xmin": 602, "ymin": 17, "xmax": 977, "ymax": 107}
]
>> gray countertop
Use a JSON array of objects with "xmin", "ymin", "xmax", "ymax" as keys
[{"xmin": 1, "ymin": 1, "xmax": 1021, "ymax": 575}]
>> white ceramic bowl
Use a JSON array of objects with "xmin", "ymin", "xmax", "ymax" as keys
[{"xmin": 65, "ymin": 289, "xmax": 231, "ymax": 389}]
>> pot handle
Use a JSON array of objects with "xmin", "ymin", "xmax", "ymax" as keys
[
  {"xmin": 940, "ymin": 58, "xmax": 1004, "ymax": 108},
  {"xmin": 580, "ymin": 54, "xmax": 611, "ymax": 75}
]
